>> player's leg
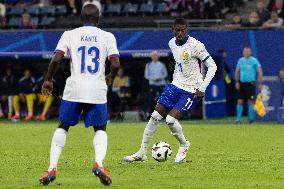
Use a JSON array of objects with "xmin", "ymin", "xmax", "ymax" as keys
[
  {"xmin": 40, "ymin": 95, "xmax": 54, "ymax": 120},
  {"xmin": 39, "ymin": 123, "xmax": 69, "ymax": 185},
  {"xmin": 8, "ymin": 95, "xmax": 13, "ymax": 119},
  {"xmin": 25, "ymin": 93, "xmax": 36, "ymax": 120},
  {"xmin": 236, "ymin": 83, "xmax": 245, "ymax": 124},
  {"xmin": 123, "ymin": 103, "xmax": 168, "ymax": 162},
  {"xmin": 12, "ymin": 95, "xmax": 20, "ymax": 119},
  {"xmin": 83, "ymin": 103, "xmax": 111, "ymax": 185},
  {"xmin": 167, "ymin": 92, "xmax": 199, "ymax": 163},
  {"xmin": 92, "ymin": 125, "xmax": 112, "ymax": 185},
  {"xmin": 39, "ymin": 100, "xmax": 82, "ymax": 185},
  {"xmin": 123, "ymin": 84, "xmax": 179, "ymax": 162},
  {"xmin": 142, "ymin": 103, "xmax": 169, "ymax": 154},
  {"xmin": 247, "ymin": 82, "xmax": 256, "ymax": 124}
]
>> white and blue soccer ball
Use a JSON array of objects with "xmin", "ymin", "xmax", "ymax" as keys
[{"xmin": 151, "ymin": 141, "xmax": 172, "ymax": 162}]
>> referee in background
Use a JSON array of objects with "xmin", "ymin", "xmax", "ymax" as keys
[{"xmin": 235, "ymin": 47, "xmax": 263, "ymax": 124}]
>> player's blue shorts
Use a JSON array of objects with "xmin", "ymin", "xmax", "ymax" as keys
[
  {"xmin": 59, "ymin": 100, "xmax": 108, "ymax": 128},
  {"xmin": 157, "ymin": 84, "xmax": 199, "ymax": 114}
]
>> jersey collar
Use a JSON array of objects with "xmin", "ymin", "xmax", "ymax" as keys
[
  {"xmin": 175, "ymin": 35, "xmax": 189, "ymax": 46},
  {"xmin": 84, "ymin": 23, "xmax": 97, "ymax": 27}
]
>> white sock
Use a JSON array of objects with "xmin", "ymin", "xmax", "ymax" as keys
[
  {"xmin": 138, "ymin": 111, "xmax": 163, "ymax": 156},
  {"xmin": 93, "ymin": 130, "xmax": 107, "ymax": 167},
  {"xmin": 8, "ymin": 96, "xmax": 13, "ymax": 115},
  {"xmin": 166, "ymin": 115, "xmax": 187, "ymax": 145},
  {"xmin": 48, "ymin": 128, "xmax": 67, "ymax": 171}
]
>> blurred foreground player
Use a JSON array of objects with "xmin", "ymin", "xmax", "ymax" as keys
[
  {"xmin": 235, "ymin": 47, "xmax": 263, "ymax": 124},
  {"xmin": 123, "ymin": 18, "xmax": 217, "ymax": 163},
  {"xmin": 39, "ymin": 4, "xmax": 120, "ymax": 185}
]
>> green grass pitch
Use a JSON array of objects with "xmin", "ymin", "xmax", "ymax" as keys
[{"xmin": 1, "ymin": 119, "xmax": 284, "ymax": 189}]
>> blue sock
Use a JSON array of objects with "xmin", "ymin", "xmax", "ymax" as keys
[
  {"xmin": 248, "ymin": 105, "xmax": 255, "ymax": 121},
  {"xmin": 236, "ymin": 104, "xmax": 243, "ymax": 122}
]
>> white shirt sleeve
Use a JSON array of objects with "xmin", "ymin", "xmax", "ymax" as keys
[
  {"xmin": 54, "ymin": 31, "xmax": 70, "ymax": 56},
  {"xmin": 195, "ymin": 42, "xmax": 210, "ymax": 62},
  {"xmin": 107, "ymin": 33, "xmax": 119, "ymax": 59},
  {"xmin": 198, "ymin": 56, "xmax": 217, "ymax": 93}
]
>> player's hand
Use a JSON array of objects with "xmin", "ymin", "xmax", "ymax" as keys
[
  {"xmin": 194, "ymin": 89, "xmax": 205, "ymax": 100},
  {"xmin": 105, "ymin": 74, "xmax": 113, "ymax": 86},
  {"xmin": 235, "ymin": 82, "xmax": 240, "ymax": 90},
  {"xmin": 42, "ymin": 80, "xmax": 53, "ymax": 96}
]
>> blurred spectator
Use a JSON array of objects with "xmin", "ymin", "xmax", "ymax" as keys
[
  {"xmin": 0, "ymin": 68, "xmax": 17, "ymax": 119},
  {"xmin": 224, "ymin": 14, "xmax": 242, "ymax": 29},
  {"xmin": 268, "ymin": 0, "xmax": 284, "ymax": 18},
  {"xmin": 112, "ymin": 68, "xmax": 131, "ymax": 119},
  {"xmin": 52, "ymin": 0, "xmax": 82, "ymax": 15},
  {"xmin": 12, "ymin": 69, "xmax": 36, "ymax": 120},
  {"xmin": 34, "ymin": 71, "xmax": 54, "ymax": 120},
  {"xmin": 0, "ymin": 0, "xmax": 5, "ymax": 17},
  {"xmin": 19, "ymin": 13, "xmax": 36, "ymax": 29},
  {"xmin": 256, "ymin": 0, "xmax": 271, "ymax": 23},
  {"xmin": 37, "ymin": 0, "xmax": 51, "ymax": 7},
  {"xmin": 0, "ymin": 0, "xmax": 5, "ymax": 28},
  {"xmin": 166, "ymin": 0, "xmax": 193, "ymax": 17},
  {"xmin": 263, "ymin": 11, "xmax": 283, "ymax": 27},
  {"xmin": 144, "ymin": 51, "xmax": 168, "ymax": 116},
  {"xmin": 242, "ymin": 11, "xmax": 262, "ymax": 27},
  {"xmin": 218, "ymin": 48, "xmax": 235, "ymax": 115}
]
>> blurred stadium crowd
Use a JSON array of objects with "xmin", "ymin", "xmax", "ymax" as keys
[{"xmin": 0, "ymin": 0, "xmax": 283, "ymax": 29}]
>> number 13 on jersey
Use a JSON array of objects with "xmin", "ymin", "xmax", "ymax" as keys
[{"xmin": 78, "ymin": 46, "xmax": 100, "ymax": 74}]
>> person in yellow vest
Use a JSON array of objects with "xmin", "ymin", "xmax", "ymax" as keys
[
  {"xmin": 35, "ymin": 71, "xmax": 55, "ymax": 121},
  {"xmin": 11, "ymin": 69, "xmax": 36, "ymax": 120},
  {"xmin": 112, "ymin": 68, "xmax": 131, "ymax": 119}
]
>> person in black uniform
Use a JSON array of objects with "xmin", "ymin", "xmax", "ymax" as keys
[{"xmin": 0, "ymin": 67, "xmax": 18, "ymax": 119}]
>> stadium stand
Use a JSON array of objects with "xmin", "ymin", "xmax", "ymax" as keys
[{"xmin": 1, "ymin": 0, "xmax": 260, "ymax": 30}]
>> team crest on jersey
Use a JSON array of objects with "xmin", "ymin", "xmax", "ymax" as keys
[{"xmin": 181, "ymin": 49, "xmax": 190, "ymax": 63}]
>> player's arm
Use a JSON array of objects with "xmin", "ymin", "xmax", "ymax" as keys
[
  {"xmin": 42, "ymin": 31, "xmax": 69, "ymax": 96},
  {"xmin": 106, "ymin": 56, "xmax": 120, "ymax": 86},
  {"xmin": 235, "ymin": 67, "xmax": 240, "ymax": 90},
  {"xmin": 197, "ymin": 56, "xmax": 217, "ymax": 98},
  {"xmin": 42, "ymin": 53, "xmax": 64, "ymax": 96},
  {"xmin": 106, "ymin": 33, "xmax": 120, "ymax": 86},
  {"xmin": 195, "ymin": 43, "xmax": 217, "ymax": 99}
]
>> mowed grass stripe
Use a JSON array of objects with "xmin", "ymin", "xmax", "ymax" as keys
[{"xmin": 0, "ymin": 120, "xmax": 284, "ymax": 189}]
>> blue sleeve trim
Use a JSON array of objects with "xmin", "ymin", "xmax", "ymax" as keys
[
  {"xmin": 202, "ymin": 55, "xmax": 211, "ymax": 62},
  {"xmin": 109, "ymin": 54, "xmax": 120, "ymax": 57}
]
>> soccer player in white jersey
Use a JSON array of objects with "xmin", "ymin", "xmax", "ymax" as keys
[
  {"xmin": 123, "ymin": 18, "xmax": 217, "ymax": 163},
  {"xmin": 39, "ymin": 4, "xmax": 120, "ymax": 185}
]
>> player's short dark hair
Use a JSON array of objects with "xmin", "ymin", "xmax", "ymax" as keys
[
  {"xmin": 81, "ymin": 4, "xmax": 100, "ymax": 24},
  {"xmin": 173, "ymin": 18, "xmax": 188, "ymax": 27}
]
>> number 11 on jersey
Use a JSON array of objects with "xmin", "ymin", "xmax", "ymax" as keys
[{"xmin": 178, "ymin": 62, "xmax": 183, "ymax": 73}]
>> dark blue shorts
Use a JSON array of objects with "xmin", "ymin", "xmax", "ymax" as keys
[
  {"xmin": 59, "ymin": 100, "xmax": 108, "ymax": 128},
  {"xmin": 157, "ymin": 84, "xmax": 199, "ymax": 114}
]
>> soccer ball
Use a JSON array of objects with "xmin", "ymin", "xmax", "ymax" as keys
[{"xmin": 151, "ymin": 141, "xmax": 172, "ymax": 162}]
